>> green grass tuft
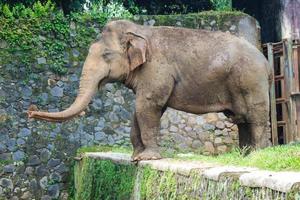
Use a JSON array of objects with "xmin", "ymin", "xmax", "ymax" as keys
[
  {"xmin": 77, "ymin": 144, "xmax": 300, "ymax": 171},
  {"xmin": 175, "ymin": 144, "xmax": 300, "ymax": 171},
  {"xmin": 77, "ymin": 145, "xmax": 133, "ymax": 154}
]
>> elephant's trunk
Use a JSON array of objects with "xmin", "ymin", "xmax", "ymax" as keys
[{"xmin": 28, "ymin": 62, "xmax": 107, "ymax": 122}]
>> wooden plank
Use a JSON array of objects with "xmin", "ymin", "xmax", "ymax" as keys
[
  {"xmin": 282, "ymin": 40, "xmax": 291, "ymax": 143},
  {"xmin": 276, "ymin": 98, "xmax": 286, "ymax": 103},
  {"xmin": 267, "ymin": 43, "xmax": 278, "ymax": 145},
  {"xmin": 277, "ymin": 121, "xmax": 286, "ymax": 126},
  {"xmin": 284, "ymin": 39, "xmax": 296, "ymax": 143},
  {"xmin": 293, "ymin": 45, "xmax": 300, "ymax": 92},
  {"xmin": 275, "ymin": 75, "xmax": 284, "ymax": 80},
  {"xmin": 279, "ymin": 54, "xmax": 289, "ymax": 144},
  {"xmin": 280, "ymin": 56, "xmax": 286, "ymax": 100},
  {"xmin": 293, "ymin": 45, "xmax": 300, "ymax": 140}
]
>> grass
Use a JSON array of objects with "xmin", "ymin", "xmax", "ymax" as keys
[
  {"xmin": 174, "ymin": 144, "xmax": 300, "ymax": 171},
  {"xmin": 78, "ymin": 144, "xmax": 300, "ymax": 171},
  {"xmin": 77, "ymin": 145, "xmax": 133, "ymax": 154}
]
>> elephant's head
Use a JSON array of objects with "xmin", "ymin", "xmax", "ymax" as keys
[{"xmin": 27, "ymin": 20, "xmax": 151, "ymax": 122}]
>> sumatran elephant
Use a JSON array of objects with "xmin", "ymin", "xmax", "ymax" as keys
[{"xmin": 28, "ymin": 20, "xmax": 273, "ymax": 161}]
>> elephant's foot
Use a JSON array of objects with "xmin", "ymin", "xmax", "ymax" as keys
[
  {"xmin": 131, "ymin": 146, "xmax": 144, "ymax": 161},
  {"xmin": 132, "ymin": 148, "xmax": 162, "ymax": 161}
]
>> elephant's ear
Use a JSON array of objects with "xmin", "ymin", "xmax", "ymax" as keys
[{"xmin": 125, "ymin": 32, "xmax": 149, "ymax": 71}]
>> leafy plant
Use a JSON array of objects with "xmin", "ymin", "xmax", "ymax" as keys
[
  {"xmin": 1, "ymin": 4, "xmax": 14, "ymax": 18},
  {"xmin": 0, "ymin": 0, "xmax": 134, "ymax": 76},
  {"xmin": 32, "ymin": 0, "xmax": 55, "ymax": 17},
  {"xmin": 210, "ymin": 0, "xmax": 232, "ymax": 11},
  {"xmin": 83, "ymin": 0, "xmax": 133, "ymax": 20}
]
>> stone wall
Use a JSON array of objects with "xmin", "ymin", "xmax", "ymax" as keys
[{"xmin": 0, "ymin": 12, "xmax": 260, "ymax": 199}]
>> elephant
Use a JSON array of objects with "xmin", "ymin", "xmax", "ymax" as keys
[{"xmin": 28, "ymin": 20, "xmax": 273, "ymax": 161}]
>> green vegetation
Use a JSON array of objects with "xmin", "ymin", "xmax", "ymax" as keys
[
  {"xmin": 0, "ymin": 0, "xmax": 139, "ymax": 15},
  {"xmin": 0, "ymin": 1, "xmax": 133, "ymax": 76},
  {"xmin": 1, "ymin": 0, "xmax": 231, "ymax": 15},
  {"xmin": 141, "ymin": 167, "xmax": 178, "ymax": 199},
  {"xmin": 140, "ymin": 167, "xmax": 204, "ymax": 200},
  {"xmin": 136, "ymin": 10, "xmax": 246, "ymax": 29},
  {"xmin": 77, "ymin": 144, "xmax": 300, "ymax": 171},
  {"xmin": 77, "ymin": 145, "xmax": 133, "ymax": 154},
  {"xmin": 174, "ymin": 144, "xmax": 300, "ymax": 171},
  {"xmin": 210, "ymin": 0, "xmax": 232, "ymax": 11},
  {"xmin": 71, "ymin": 157, "xmax": 136, "ymax": 200}
]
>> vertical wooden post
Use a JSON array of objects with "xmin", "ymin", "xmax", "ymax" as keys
[
  {"xmin": 267, "ymin": 43, "xmax": 278, "ymax": 145},
  {"xmin": 283, "ymin": 39, "xmax": 296, "ymax": 142},
  {"xmin": 292, "ymin": 41, "xmax": 300, "ymax": 140}
]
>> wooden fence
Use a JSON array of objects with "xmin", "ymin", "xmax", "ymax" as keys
[{"xmin": 263, "ymin": 39, "xmax": 300, "ymax": 144}]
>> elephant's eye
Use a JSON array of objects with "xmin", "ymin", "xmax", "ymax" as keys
[{"xmin": 102, "ymin": 51, "xmax": 114, "ymax": 62}]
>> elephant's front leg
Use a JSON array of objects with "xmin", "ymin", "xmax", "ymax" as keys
[
  {"xmin": 130, "ymin": 112, "xmax": 145, "ymax": 159},
  {"xmin": 133, "ymin": 100, "xmax": 162, "ymax": 161}
]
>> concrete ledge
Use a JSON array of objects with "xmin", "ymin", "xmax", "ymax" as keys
[
  {"xmin": 74, "ymin": 152, "xmax": 300, "ymax": 199},
  {"xmin": 203, "ymin": 166, "xmax": 257, "ymax": 181},
  {"xmin": 239, "ymin": 171, "xmax": 300, "ymax": 193}
]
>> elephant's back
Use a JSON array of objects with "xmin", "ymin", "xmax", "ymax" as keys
[{"xmin": 150, "ymin": 26, "xmax": 267, "ymax": 73}]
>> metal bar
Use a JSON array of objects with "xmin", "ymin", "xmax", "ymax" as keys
[{"xmin": 267, "ymin": 43, "xmax": 278, "ymax": 145}]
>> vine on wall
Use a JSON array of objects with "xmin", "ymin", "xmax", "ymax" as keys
[{"xmin": 0, "ymin": 1, "xmax": 133, "ymax": 76}]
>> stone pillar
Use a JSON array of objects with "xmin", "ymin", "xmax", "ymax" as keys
[{"xmin": 280, "ymin": 0, "xmax": 300, "ymax": 40}]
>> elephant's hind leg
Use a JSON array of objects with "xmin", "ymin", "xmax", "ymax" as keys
[
  {"xmin": 241, "ymin": 92, "xmax": 271, "ymax": 149},
  {"xmin": 130, "ymin": 112, "xmax": 145, "ymax": 160},
  {"xmin": 248, "ymin": 84, "xmax": 272, "ymax": 147},
  {"xmin": 237, "ymin": 123, "xmax": 251, "ymax": 148},
  {"xmin": 237, "ymin": 110, "xmax": 271, "ymax": 149}
]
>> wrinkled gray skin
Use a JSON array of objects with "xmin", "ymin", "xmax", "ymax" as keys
[{"xmin": 28, "ymin": 20, "xmax": 272, "ymax": 161}]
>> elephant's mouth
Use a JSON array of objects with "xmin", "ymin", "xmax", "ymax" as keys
[
  {"xmin": 97, "ymin": 79, "xmax": 106, "ymax": 90},
  {"xmin": 97, "ymin": 69, "xmax": 111, "ymax": 90}
]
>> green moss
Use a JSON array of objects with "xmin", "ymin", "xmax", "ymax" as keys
[
  {"xmin": 137, "ymin": 10, "xmax": 248, "ymax": 30},
  {"xmin": 140, "ymin": 167, "xmax": 204, "ymax": 200},
  {"xmin": 287, "ymin": 184, "xmax": 300, "ymax": 200},
  {"xmin": 72, "ymin": 157, "xmax": 136, "ymax": 200},
  {"xmin": 140, "ymin": 167, "xmax": 178, "ymax": 200}
]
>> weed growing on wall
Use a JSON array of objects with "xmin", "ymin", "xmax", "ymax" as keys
[
  {"xmin": 0, "ymin": 0, "xmax": 133, "ymax": 77},
  {"xmin": 72, "ymin": 158, "xmax": 136, "ymax": 200}
]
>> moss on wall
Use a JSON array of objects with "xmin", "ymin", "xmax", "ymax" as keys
[
  {"xmin": 72, "ymin": 157, "xmax": 136, "ymax": 200},
  {"xmin": 135, "ymin": 11, "xmax": 247, "ymax": 29}
]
